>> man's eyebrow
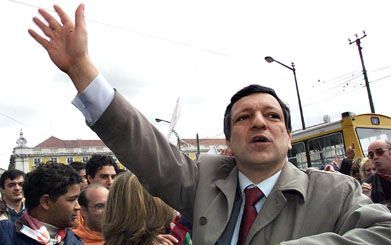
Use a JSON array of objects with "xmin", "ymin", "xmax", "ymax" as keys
[
  {"xmin": 232, "ymin": 107, "xmax": 252, "ymax": 115},
  {"xmin": 66, "ymin": 195, "xmax": 79, "ymax": 201}
]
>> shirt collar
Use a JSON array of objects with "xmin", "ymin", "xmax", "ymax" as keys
[
  {"xmin": 6, "ymin": 201, "xmax": 25, "ymax": 214},
  {"xmin": 238, "ymin": 170, "xmax": 281, "ymax": 198}
]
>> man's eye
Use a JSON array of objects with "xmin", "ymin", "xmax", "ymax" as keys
[
  {"xmin": 236, "ymin": 115, "xmax": 249, "ymax": 122},
  {"xmin": 268, "ymin": 113, "xmax": 281, "ymax": 120}
]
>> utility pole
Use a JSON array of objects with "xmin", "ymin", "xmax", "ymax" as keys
[
  {"xmin": 196, "ymin": 133, "xmax": 200, "ymax": 160},
  {"xmin": 348, "ymin": 31, "xmax": 375, "ymax": 113}
]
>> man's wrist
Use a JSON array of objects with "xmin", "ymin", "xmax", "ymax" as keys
[{"xmin": 68, "ymin": 56, "xmax": 99, "ymax": 93}]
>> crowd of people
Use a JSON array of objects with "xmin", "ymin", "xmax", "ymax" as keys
[
  {"xmin": 322, "ymin": 140, "xmax": 391, "ymax": 209},
  {"xmin": 0, "ymin": 155, "xmax": 191, "ymax": 244},
  {"xmin": 0, "ymin": 3, "xmax": 390, "ymax": 244}
]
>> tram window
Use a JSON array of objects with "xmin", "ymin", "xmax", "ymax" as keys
[
  {"xmin": 356, "ymin": 128, "xmax": 391, "ymax": 156},
  {"xmin": 288, "ymin": 142, "xmax": 307, "ymax": 170},
  {"xmin": 307, "ymin": 133, "xmax": 344, "ymax": 169}
]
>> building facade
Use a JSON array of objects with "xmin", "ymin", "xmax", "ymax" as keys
[
  {"xmin": 11, "ymin": 131, "xmax": 228, "ymax": 172},
  {"xmin": 12, "ymin": 131, "xmax": 116, "ymax": 173}
]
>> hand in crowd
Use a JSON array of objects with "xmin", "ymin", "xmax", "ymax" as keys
[
  {"xmin": 153, "ymin": 234, "xmax": 179, "ymax": 245},
  {"xmin": 346, "ymin": 145, "xmax": 355, "ymax": 160},
  {"xmin": 361, "ymin": 182, "xmax": 372, "ymax": 198},
  {"xmin": 28, "ymin": 4, "xmax": 97, "ymax": 92}
]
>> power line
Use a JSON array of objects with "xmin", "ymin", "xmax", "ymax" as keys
[
  {"xmin": 303, "ymin": 74, "xmax": 391, "ymax": 108},
  {"xmin": 0, "ymin": 112, "xmax": 27, "ymax": 126},
  {"xmin": 10, "ymin": 0, "xmax": 230, "ymax": 57}
]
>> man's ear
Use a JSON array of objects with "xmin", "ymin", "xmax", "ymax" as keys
[
  {"xmin": 80, "ymin": 206, "xmax": 88, "ymax": 219},
  {"xmin": 225, "ymin": 139, "xmax": 235, "ymax": 156},
  {"xmin": 39, "ymin": 194, "xmax": 51, "ymax": 210},
  {"xmin": 87, "ymin": 175, "xmax": 93, "ymax": 184},
  {"xmin": 226, "ymin": 139, "xmax": 231, "ymax": 148},
  {"xmin": 288, "ymin": 133, "xmax": 292, "ymax": 150}
]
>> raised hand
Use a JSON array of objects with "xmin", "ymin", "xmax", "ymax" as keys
[{"xmin": 29, "ymin": 4, "xmax": 98, "ymax": 92}]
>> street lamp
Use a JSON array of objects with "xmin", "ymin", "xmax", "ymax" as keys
[
  {"xmin": 155, "ymin": 118, "xmax": 171, "ymax": 124},
  {"xmin": 155, "ymin": 118, "xmax": 181, "ymax": 149},
  {"xmin": 265, "ymin": 56, "xmax": 306, "ymax": 130}
]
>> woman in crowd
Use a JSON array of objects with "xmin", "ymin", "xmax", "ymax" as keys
[
  {"xmin": 103, "ymin": 172, "xmax": 176, "ymax": 245},
  {"xmin": 359, "ymin": 157, "xmax": 376, "ymax": 181}
]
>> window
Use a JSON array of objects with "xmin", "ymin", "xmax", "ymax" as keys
[
  {"xmin": 67, "ymin": 156, "xmax": 73, "ymax": 164},
  {"xmin": 33, "ymin": 158, "xmax": 41, "ymax": 167},
  {"xmin": 288, "ymin": 142, "xmax": 307, "ymax": 170},
  {"xmin": 82, "ymin": 156, "xmax": 89, "ymax": 163},
  {"xmin": 307, "ymin": 132, "xmax": 344, "ymax": 169},
  {"xmin": 50, "ymin": 157, "xmax": 57, "ymax": 163},
  {"xmin": 356, "ymin": 127, "xmax": 391, "ymax": 156}
]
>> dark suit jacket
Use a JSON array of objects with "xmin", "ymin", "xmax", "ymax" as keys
[{"xmin": 92, "ymin": 92, "xmax": 391, "ymax": 244}]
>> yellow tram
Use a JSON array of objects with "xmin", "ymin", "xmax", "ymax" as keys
[{"xmin": 288, "ymin": 112, "xmax": 391, "ymax": 169}]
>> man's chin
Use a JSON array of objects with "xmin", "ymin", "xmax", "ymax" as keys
[{"xmin": 12, "ymin": 197, "xmax": 24, "ymax": 202}]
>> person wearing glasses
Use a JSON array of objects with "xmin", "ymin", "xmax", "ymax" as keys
[
  {"xmin": 73, "ymin": 184, "xmax": 109, "ymax": 245},
  {"xmin": 363, "ymin": 139, "xmax": 391, "ymax": 209}
]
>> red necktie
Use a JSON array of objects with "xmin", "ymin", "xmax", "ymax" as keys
[{"xmin": 238, "ymin": 186, "xmax": 264, "ymax": 245}]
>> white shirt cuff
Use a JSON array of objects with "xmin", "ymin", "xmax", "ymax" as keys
[{"xmin": 72, "ymin": 74, "xmax": 115, "ymax": 125}]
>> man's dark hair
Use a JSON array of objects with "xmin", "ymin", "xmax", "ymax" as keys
[
  {"xmin": 86, "ymin": 154, "xmax": 118, "ymax": 178},
  {"xmin": 223, "ymin": 84, "xmax": 292, "ymax": 140},
  {"xmin": 69, "ymin": 161, "xmax": 86, "ymax": 172},
  {"xmin": 23, "ymin": 162, "xmax": 81, "ymax": 210},
  {"xmin": 0, "ymin": 169, "xmax": 25, "ymax": 189}
]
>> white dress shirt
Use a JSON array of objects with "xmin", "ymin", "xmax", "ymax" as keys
[{"xmin": 230, "ymin": 170, "xmax": 280, "ymax": 245}]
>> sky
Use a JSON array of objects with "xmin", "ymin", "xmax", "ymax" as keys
[{"xmin": 1, "ymin": 0, "xmax": 390, "ymax": 169}]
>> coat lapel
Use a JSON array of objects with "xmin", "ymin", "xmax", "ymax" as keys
[
  {"xmin": 199, "ymin": 164, "xmax": 238, "ymax": 242},
  {"xmin": 246, "ymin": 161, "xmax": 308, "ymax": 244}
]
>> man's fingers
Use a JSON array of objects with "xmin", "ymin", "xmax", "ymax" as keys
[
  {"xmin": 54, "ymin": 4, "xmax": 72, "ymax": 26},
  {"xmin": 75, "ymin": 4, "xmax": 86, "ymax": 31},
  {"xmin": 32, "ymin": 17, "xmax": 52, "ymax": 38},
  {"xmin": 38, "ymin": 8, "xmax": 62, "ymax": 31},
  {"xmin": 28, "ymin": 29, "xmax": 49, "ymax": 50}
]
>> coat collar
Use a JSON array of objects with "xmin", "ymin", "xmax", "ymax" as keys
[
  {"xmin": 274, "ymin": 160, "xmax": 308, "ymax": 202},
  {"xmin": 247, "ymin": 160, "xmax": 309, "ymax": 244}
]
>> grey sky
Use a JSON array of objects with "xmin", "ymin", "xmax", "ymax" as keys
[{"xmin": 1, "ymin": 0, "xmax": 390, "ymax": 169}]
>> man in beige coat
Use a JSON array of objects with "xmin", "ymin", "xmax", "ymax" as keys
[{"xmin": 29, "ymin": 4, "xmax": 391, "ymax": 245}]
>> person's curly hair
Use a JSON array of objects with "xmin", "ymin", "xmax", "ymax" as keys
[{"xmin": 23, "ymin": 162, "xmax": 81, "ymax": 210}]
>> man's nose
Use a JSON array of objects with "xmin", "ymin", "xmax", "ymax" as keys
[
  {"xmin": 75, "ymin": 200, "xmax": 81, "ymax": 210},
  {"xmin": 107, "ymin": 177, "xmax": 114, "ymax": 186},
  {"xmin": 251, "ymin": 112, "xmax": 266, "ymax": 129}
]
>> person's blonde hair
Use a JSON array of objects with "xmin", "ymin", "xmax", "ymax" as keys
[
  {"xmin": 358, "ymin": 157, "xmax": 372, "ymax": 180},
  {"xmin": 103, "ymin": 172, "xmax": 174, "ymax": 245}
]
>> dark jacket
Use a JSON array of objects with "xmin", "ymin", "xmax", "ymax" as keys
[
  {"xmin": 339, "ymin": 158, "xmax": 352, "ymax": 175},
  {"xmin": 4, "ymin": 204, "xmax": 25, "ymax": 224},
  {"xmin": 0, "ymin": 219, "xmax": 83, "ymax": 245},
  {"xmin": 365, "ymin": 173, "xmax": 391, "ymax": 209}
]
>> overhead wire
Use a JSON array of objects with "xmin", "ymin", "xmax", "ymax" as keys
[{"xmin": 9, "ymin": 0, "xmax": 230, "ymax": 57}]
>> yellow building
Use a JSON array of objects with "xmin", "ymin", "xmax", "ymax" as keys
[
  {"xmin": 12, "ymin": 131, "xmax": 118, "ymax": 173},
  {"xmin": 11, "ymin": 131, "xmax": 228, "ymax": 172}
]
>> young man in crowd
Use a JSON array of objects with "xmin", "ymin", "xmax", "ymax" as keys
[
  {"xmin": 0, "ymin": 170, "xmax": 25, "ymax": 223},
  {"xmin": 86, "ymin": 155, "xmax": 118, "ymax": 189},
  {"xmin": 29, "ymin": 4, "xmax": 391, "ymax": 244},
  {"xmin": 69, "ymin": 161, "xmax": 88, "ymax": 191},
  {"xmin": 73, "ymin": 184, "xmax": 108, "ymax": 245},
  {"xmin": 0, "ymin": 162, "xmax": 83, "ymax": 244}
]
